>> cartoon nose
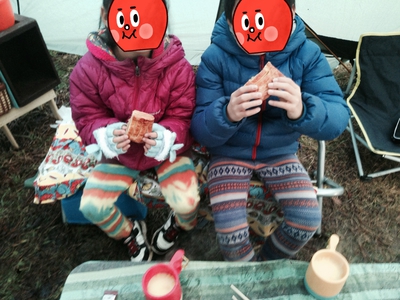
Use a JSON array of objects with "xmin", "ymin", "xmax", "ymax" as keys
[
  {"xmin": 124, "ymin": 24, "xmax": 130, "ymax": 30},
  {"xmin": 249, "ymin": 27, "xmax": 255, "ymax": 33}
]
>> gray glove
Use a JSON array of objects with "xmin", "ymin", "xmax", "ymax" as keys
[
  {"xmin": 145, "ymin": 123, "xmax": 183, "ymax": 162},
  {"xmin": 93, "ymin": 122, "xmax": 127, "ymax": 159}
]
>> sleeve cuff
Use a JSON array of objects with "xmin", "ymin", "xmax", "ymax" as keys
[{"xmin": 93, "ymin": 127, "xmax": 119, "ymax": 159}]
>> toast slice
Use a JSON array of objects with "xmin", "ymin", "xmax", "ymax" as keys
[
  {"xmin": 245, "ymin": 62, "xmax": 284, "ymax": 100},
  {"xmin": 126, "ymin": 110, "xmax": 154, "ymax": 143}
]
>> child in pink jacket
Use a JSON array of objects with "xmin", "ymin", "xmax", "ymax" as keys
[{"xmin": 69, "ymin": 0, "xmax": 199, "ymax": 262}]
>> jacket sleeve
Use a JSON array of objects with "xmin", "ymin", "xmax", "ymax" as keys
[
  {"xmin": 286, "ymin": 42, "xmax": 350, "ymax": 141},
  {"xmin": 157, "ymin": 58, "xmax": 196, "ymax": 153},
  {"xmin": 69, "ymin": 55, "xmax": 120, "ymax": 145},
  {"xmin": 191, "ymin": 47, "xmax": 244, "ymax": 147}
]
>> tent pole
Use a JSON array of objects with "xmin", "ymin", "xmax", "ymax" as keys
[{"xmin": 304, "ymin": 23, "xmax": 352, "ymax": 73}]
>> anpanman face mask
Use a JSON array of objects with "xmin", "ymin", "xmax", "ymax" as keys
[
  {"xmin": 232, "ymin": 0, "xmax": 293, "ymax": 54},
  {"xmin": 107, "ymin": 0, "xmax": 168, "ymax": 52}
]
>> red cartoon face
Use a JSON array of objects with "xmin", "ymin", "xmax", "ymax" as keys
[
  {"xmin": 107, "ymin": 0, "xmax": 168, "ymax": 52},
  {"xmin": 232, "ymin": 0, "xmax": 293, "ymax": 54}
]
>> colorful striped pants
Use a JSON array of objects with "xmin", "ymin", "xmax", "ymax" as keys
[
  {"xmin": 208, "ymin": 155, "xmax": 321, "ymax": 261},
  {"xmin": 80, "ymin": 156, "xmax": 200, "ymax": 240}
]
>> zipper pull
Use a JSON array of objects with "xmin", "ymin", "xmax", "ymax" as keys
[
  {"xmin": 259, "ymin": 55, "xmax": 265, "ymax": 70},
  {"xmin": 135, "ymin": 65, "xmax": 140, "ymax": 76}
]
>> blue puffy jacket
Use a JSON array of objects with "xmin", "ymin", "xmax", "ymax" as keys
[{"xmin": 191, "ymin": 13, "xmax": 350, "ymax": 160}]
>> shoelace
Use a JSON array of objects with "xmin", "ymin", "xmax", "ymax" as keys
[
  {"xmin": 125, "ymin": 228, "xmax": 140, "ymax": 255},
  {"xmin": 127, "ymin": 239, "xmax": 140, "ymax": 255},
  {"xmin": 164, "ymin": 224, "xmax": 180, "ymax": 242}
]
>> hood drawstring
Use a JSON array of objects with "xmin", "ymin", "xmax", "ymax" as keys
[{"xmin": 135, "ymin": 65, "xmax": 140, "ymax": 76}]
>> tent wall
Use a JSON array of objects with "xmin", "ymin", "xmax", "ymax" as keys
[
  {"xmin": 10, "ymin": 0, "xmax": 219, "ymax": 66},
  {"xmin": 10, "ymin": 0, "xmax": 102, "ymax": 56},
  {"xmin": 296, "ymin": 0, "xmax": 400, "ymax": 42},
  {"xmin": 297, "ymin": 0, "xmax": 400, "ymax": 60},
  {"xmin": 9, "ymin": 0, "xmax": 400, "ymax": 65}
]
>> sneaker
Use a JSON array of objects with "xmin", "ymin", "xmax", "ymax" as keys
[
  {"xmin": 124, "ymin": 220, "xmax": 153, "ymax": 262},
  {"xmin": 151, "ymin": 211, "xmax": 181, "ymax": 255}
]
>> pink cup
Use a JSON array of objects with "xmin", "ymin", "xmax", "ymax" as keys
[{"xmin": 142, "ymin": 250, "xmax": 186, "ymax": 300}]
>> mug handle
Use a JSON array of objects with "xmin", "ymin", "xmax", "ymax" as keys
[
  {"xmin": 169, "ymin": 249, "xmax": 188, "ymax": 274},
  {"xmin": 326, "ymin": 234, "xmax": 340, "ymax": 251}
]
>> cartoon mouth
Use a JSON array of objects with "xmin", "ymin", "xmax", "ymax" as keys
[
  {"xmin": 247, "ymin": 32, "xmax": 262, "ymax": 42},
  {"xmin": 122, "ymin": 30, "xmax": 137, "ymax": 39}
]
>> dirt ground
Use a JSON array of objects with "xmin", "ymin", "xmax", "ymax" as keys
[{"xmin": 0, "ymin": 53, "xmax": 399, "ymax": 300}]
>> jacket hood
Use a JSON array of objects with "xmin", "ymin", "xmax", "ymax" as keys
[
  {"xmin": 212, "ymin": 13, "xmax": 307, "ymax": 68},
  {"xmin": 85, "ymin": 29, "xmax": 186, "ymax": 78}
]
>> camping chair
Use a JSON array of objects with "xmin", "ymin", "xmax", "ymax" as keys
[{"xmin": 345, "ymin": 33, "xmax": 400, "ymax": 180}]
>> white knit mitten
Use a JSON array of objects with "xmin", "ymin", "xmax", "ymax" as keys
[
  {"xmin": 145, "ymin": 123, "xmax": 183, "ymax": 162},
  {"xmin": 93, "ymin": 122, "xmax": 127, "ymax": 159}
]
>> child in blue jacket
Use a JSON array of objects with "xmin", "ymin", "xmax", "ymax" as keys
[{"xmin": 191, "ymin": 0, "xmax": 350, "ymax": 261}]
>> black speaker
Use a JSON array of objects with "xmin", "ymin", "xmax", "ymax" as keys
[{"xmin": 0, "ymin": 14, "xmax": 60, "ymax": 107}]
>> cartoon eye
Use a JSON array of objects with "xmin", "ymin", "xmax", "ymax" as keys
[
  {"xmin": 241, "ymin": 14, "xmax": 250, "ymax": 31},
  {"xmin": 130, "ymin": 9, "xmax": 140, "ymax": 27},
  {"xmin": 116, "ymin": 11, "xmax": 125, "ymax": 28},
  {"xmin": 255, "ymin": 12, "xmax": 264, "ymax": 30}
]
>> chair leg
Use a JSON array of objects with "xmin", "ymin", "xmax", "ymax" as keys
[
  {"xmin": 346, "ymin": 119, "xmax": 400, "ymax": 179},
  {"xmin": 346, "ymin": 118, "xmax": 366, "ymax": 179},
  {"xmin": 48, "ymin": 98, "xmax": 62, "ymax": 120},
  {"xmin": 315, "ymin": 141, "xmax": 325, "ymax": 236},
  {"xmin": 364, "ymin": 163, "xmax": 400, "ymax": 178},
  {"xmin": 314, "ymin": 141, "xmax": 345, "ymax": 236},
  {"xmin": 1, "ymin": 125, "xmax": 19, "ymax": 149}
]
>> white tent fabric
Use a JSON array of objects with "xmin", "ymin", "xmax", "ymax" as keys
[
  {"xmin": 10, "ymin": 0, "xmax": 219, "ymax": 66},
  {"xmin": 296, "ymin": 0, "xmax": 400, "ymax": 42},
  {"xmin": 10, "ymin": 0, "xmax": 102, "ymax": 56},
  {"xmin": 10, "ymin": 0, "xmax": 400, "ymax": 65}
]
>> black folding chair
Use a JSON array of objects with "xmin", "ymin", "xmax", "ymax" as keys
[{"xmin": 346, "ymin": 33, "xmax": 400, "ymax": 179}]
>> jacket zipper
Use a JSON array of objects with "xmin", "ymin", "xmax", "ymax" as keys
[
  {"xmin": 252, "ymin": 55, "xmax": 266, "ymax": 160},
  {"xmin": 131, "ymin": 63, "xmax": 141, "ymax": 114}
]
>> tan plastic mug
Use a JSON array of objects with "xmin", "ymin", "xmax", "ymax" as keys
[{"xmin": 304, "ymin": 234, "xmax": 349, "ymax": 299}]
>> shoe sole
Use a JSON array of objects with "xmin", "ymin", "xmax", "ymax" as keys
[
  {"xmin": 150, "ymin": 211, "xmax": 177, "ymax": 255},
  {"xmin": 151, "ymin": 225, "xmax": 170, "ymax": 255},
  {"xmin": 137, "ymin": 220, "xmax": 154, "ymax": 262}
]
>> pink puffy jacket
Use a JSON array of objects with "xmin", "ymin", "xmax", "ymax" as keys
[{"xmin": 70, "ymin": 32, "xmax": 195, "ymax": 171}]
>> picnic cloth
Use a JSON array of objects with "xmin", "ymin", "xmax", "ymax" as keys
[{"xmin": 60, "ymin": 259, "xmax": 400, "ymax": 300}]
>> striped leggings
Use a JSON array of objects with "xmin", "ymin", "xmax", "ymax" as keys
[
  {"xmin": 208, "ymin": 155, "xmax": 321, "ymax": 261},
  {"xmin": 80, "ymin": 156, "xmax": 200, "ymax": 240}
]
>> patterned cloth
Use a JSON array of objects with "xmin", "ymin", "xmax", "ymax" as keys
[
  {"xmin": 208, "ymin": 155, "xmax": 320, "ymax": 261},
  {"xmin": 33, "ymin": 123, "xmax": 98, "ymax": 204}
]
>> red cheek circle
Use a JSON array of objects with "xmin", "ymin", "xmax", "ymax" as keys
[
  {"xmin": 111, "ymin": 29, "xmax": 121, "ymax": 43},
  {"xmin": 235, "ymin": 32, "xmax": 245, "ymax": 45},
  {"xmin": 264, "ymin": 26, "xmax": 278, "ymax": 42},
  {"xmin": 139, "ymin": 24, "xmax": 154, "ymax": 40}
]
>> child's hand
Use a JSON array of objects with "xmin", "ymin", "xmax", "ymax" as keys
[
  {"xmin": 93, "ymin": 122, "xmax": 130, "ymax": 159},
  {"xmin": 142, "ymin": 131, "xmax": 158, "ymax": 153},
  {"xmin": 226, "ymin": 85, "xmax": 263, "ymax": 122},
  {"xmin": 267, "ymin": 77, "xmax": 303, "ymax": 120},
  {"xmin": 143, "ymin": 123, "xmax": 182, "ymax": 162},
  {"xmin": 112, "ymin": 125, "xmax": 130, "ymax": 152}
]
